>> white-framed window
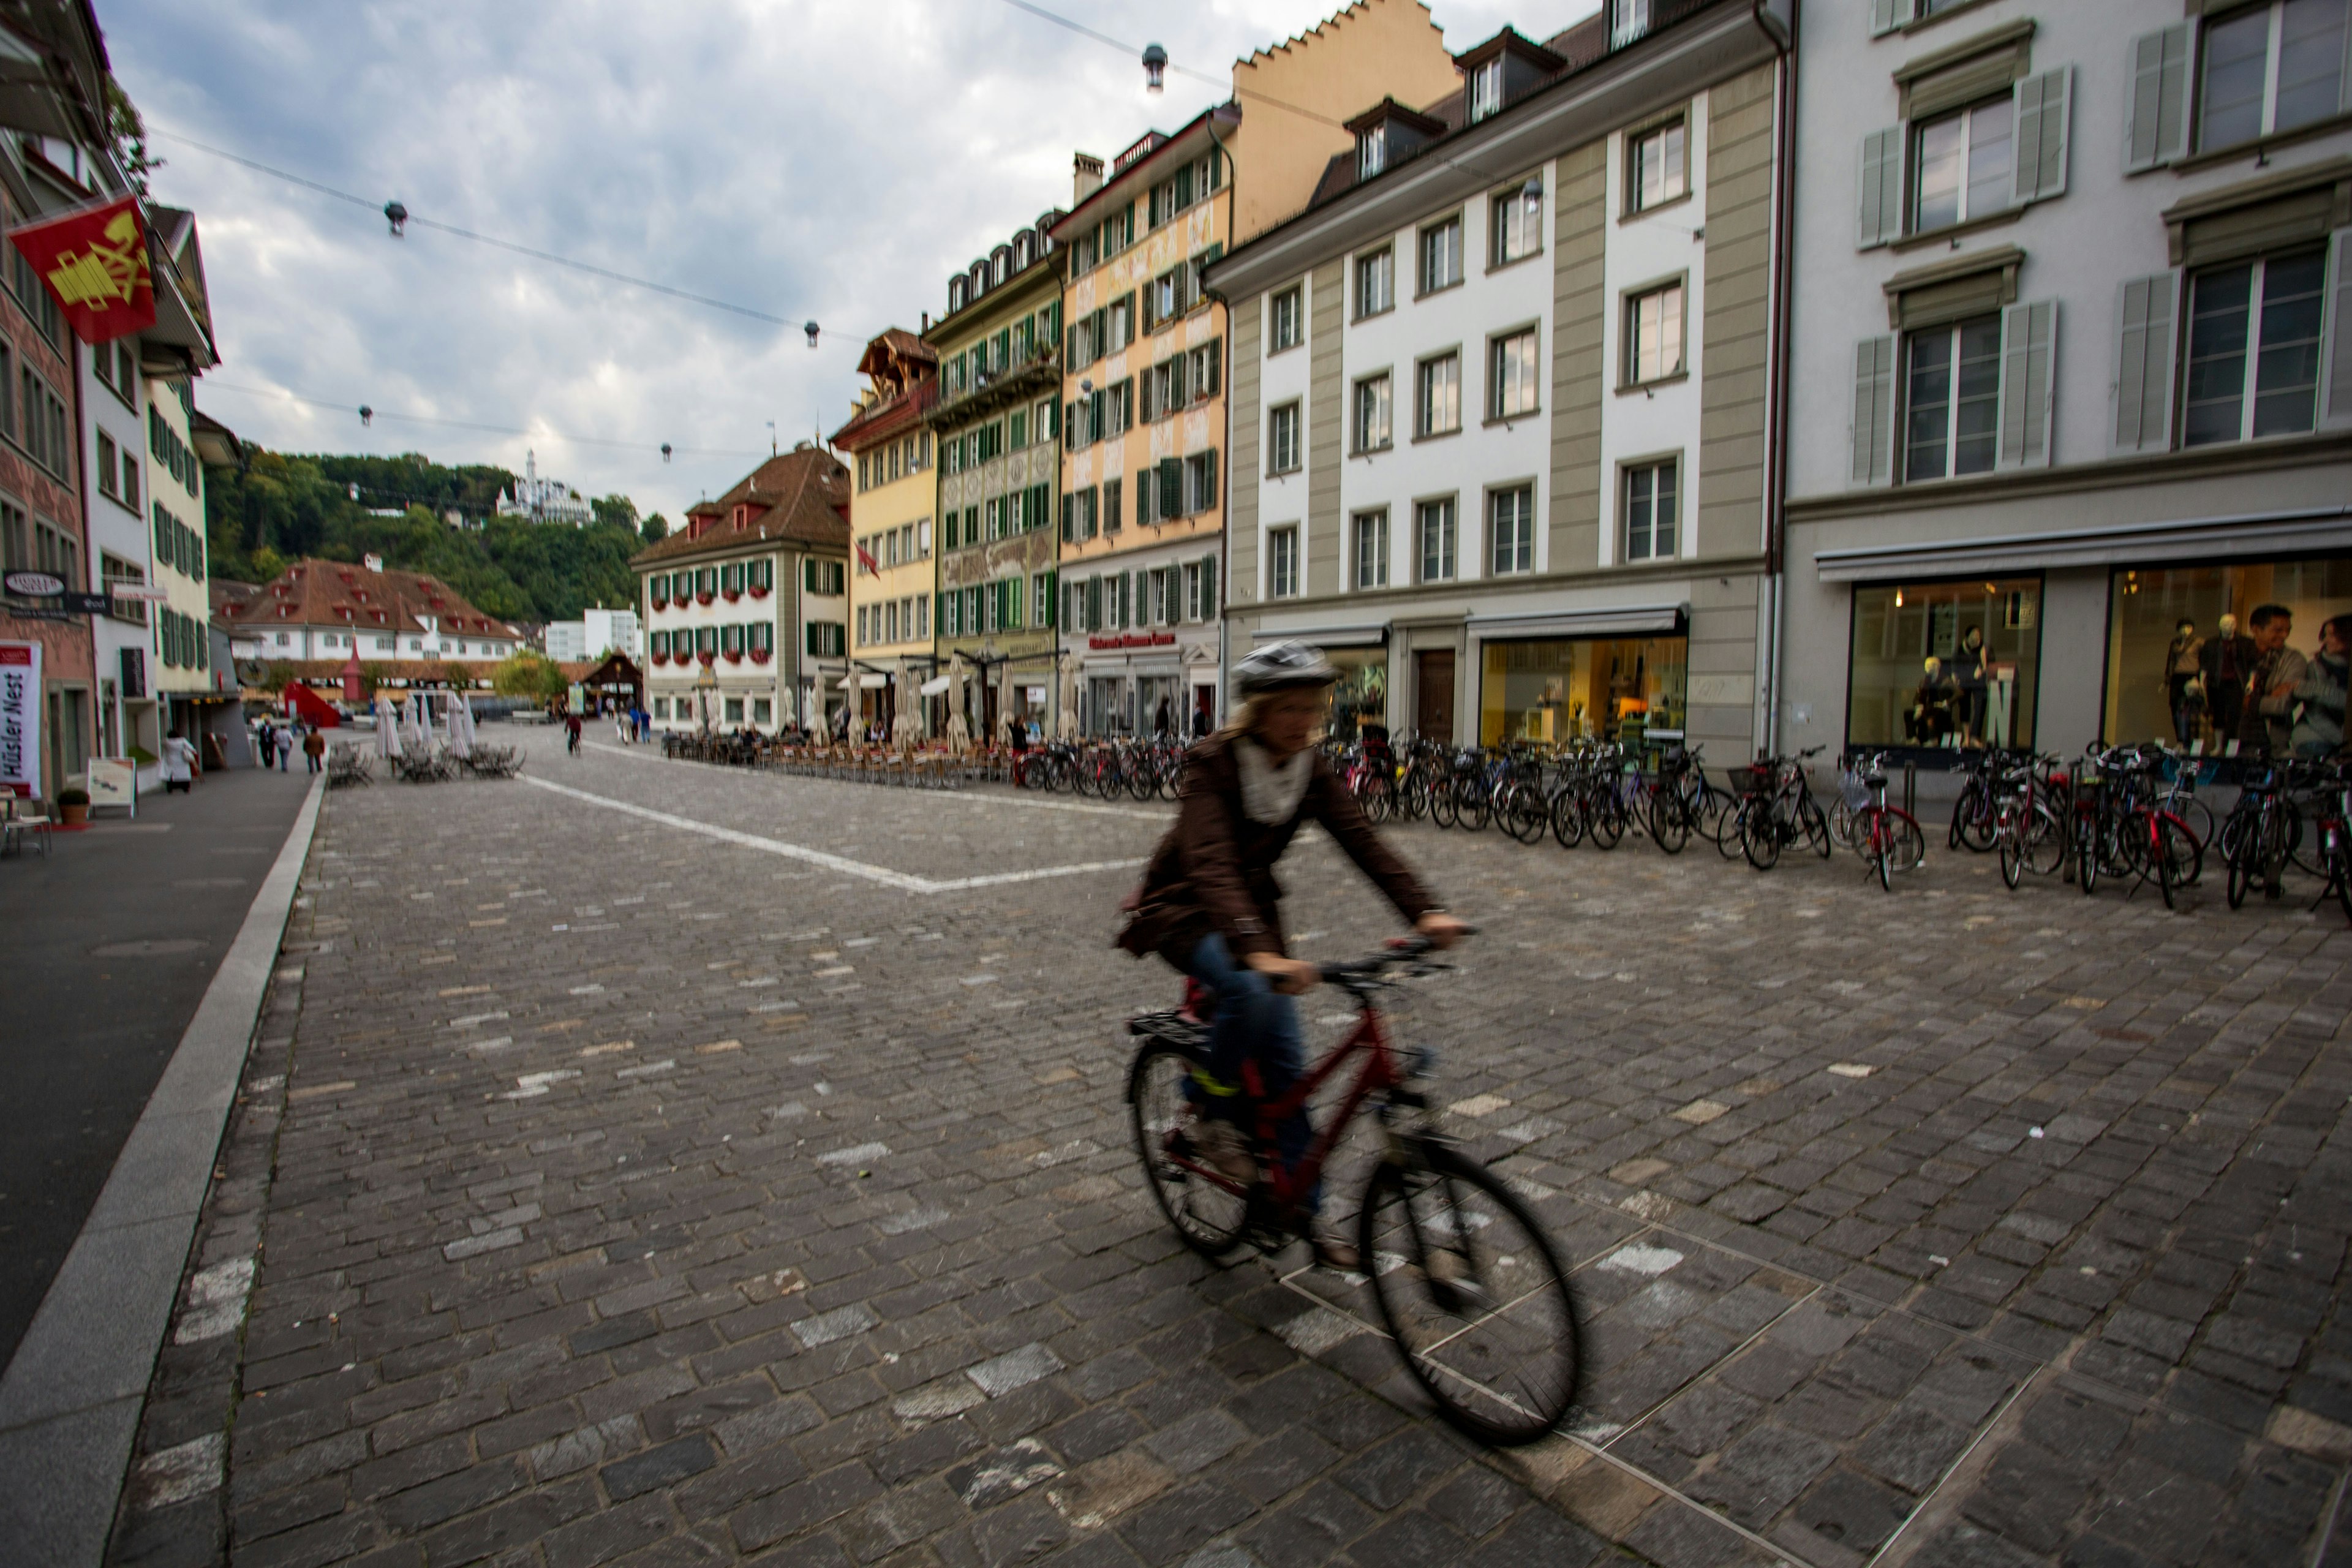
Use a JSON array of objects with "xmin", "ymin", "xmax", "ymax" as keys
[
  {"xmin": 1268, "ymin": 402, "xmax": 1302, "ymax": 475},
  {"xmin": 1630, "ymin": 119, "xmax": 1687, "ymax": 212},
  {"xmin": 1269, "ymin": 526, "xmax": 1300, "ymax": 598},
  {"xmin": 1469, "ymin": 58, "xmax": 1504, "ymax": 122},
  {"xmin": 1417, "ymin": 352, "xmax": 1461, "ymax": 437},
  {"xmin": 1420, "ymin": 217, "xmax": 1463, "ymax": 295},
  {"xmin": 2184, "ymin": 247, "xmax": 2328, "ymax": 445},
  {"xmin": 1034, "ymin": 574, "xmax": 1054, "ymax": 629},
  {"xmin": 1352, "ymin": 509, "xmax": 1389, "ymax": 590},
  {"xmin": 1489, "ymin": 486, "xmax": 1534, "ymax": 575},
  {"xmin": 1358, "ymin": 126, "xmax": 1387, "ymax": 179},
  {"xmin": 1491, "ymin": 330, "xmax": 1541, "ymax": 420},
  {"xmin": 1611, "ymin": 0, "xmax": 1651, "ymax": 48},
  {"xmin": 1913, "ymin": 97, "xmax": 2013, "ymax": 233},
  {"xmin": 1493, "ymin": 178, "xmax": 1544, "ymax": 265},
  {"xmin": 1903, "ymin": 314, "xmax": 2003, "ymax": 480},
  {"xmin": 1270, "ymin": 285, "xmax": 1303, "ymax": 352},
  {"xmin": 2198, "ymin": 0, "xmax": 2350, "ymax": 153},
  {"xmin": 654, "ymin": 696, "xmax": 670, "ymax": 720},
  {"xmin": 1623, "ymin": 459, "xmax": 1678, "ymax": 561},
  {"xmin": 1354, "ymin": 372, "xmax": 1393, "ymax": 453},
  {"xmin": 1416, "ymin": 499, "xmax": 1457, "ymax": 582},
  {"xmin": 1355, "ymin": 247, "xmax": 1394, "ymax": 318},
  {"xmin": 1626, "ymin": 284, "xmax": 1684, "ymax": 385}
]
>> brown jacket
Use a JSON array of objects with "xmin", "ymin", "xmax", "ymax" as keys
[{"xmin": 1117, "ymin": 731, "xmax": 1435, "ymax": 963}]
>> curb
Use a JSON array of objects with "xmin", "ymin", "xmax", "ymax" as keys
[{"xmin": 0, "ymin": 773, "xmax": 328, "ymax": 1566}]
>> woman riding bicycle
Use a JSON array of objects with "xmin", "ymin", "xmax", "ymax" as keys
[{"xmin": 1116, "ymin": 641, "xmax": 1468, "ymax": 1268}]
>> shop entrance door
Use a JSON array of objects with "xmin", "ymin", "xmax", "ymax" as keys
[{"xmin": 1415, "ymin": 651, "xmax": 1455, "ymax": 742}]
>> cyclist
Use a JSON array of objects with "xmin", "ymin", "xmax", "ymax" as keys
[{"xmin": 1117, "ymin": 641, "xmax": 1467, "ymax": 1268}]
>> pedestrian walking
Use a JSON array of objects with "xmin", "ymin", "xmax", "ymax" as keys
[
  {"xmin": 278, "ymin": 720, "xmax": 294, "ymax": 771},
  {"xmin": 565, "ymin": 710, "xmax": 583, "ymax": 755},
  {"xmin": 160, "ymin": 731, "xmax": 198, "ymax": 794},
  {"xmin": 256, "ymin": 722, "xmax": 277, "ymax": 770},
  {"xmin": 303, "ymin": 726, "xmax": 326, "ymax": 774}
]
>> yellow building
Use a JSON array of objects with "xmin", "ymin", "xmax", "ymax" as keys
[
  {"xmin": 831, "ymin": 330, "xmax": 938, "ymax": 739},
  {"xmin": 1050, "ymin": 0, "xmax": 1458, "ymax": 736}
]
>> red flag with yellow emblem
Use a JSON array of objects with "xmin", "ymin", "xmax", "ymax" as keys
[{"xmin": 7, "ymin": 195, "xmax": 155, "ymax": 344}]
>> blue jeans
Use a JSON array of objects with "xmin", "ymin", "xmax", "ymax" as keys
[{"xmin": 1177, "ymin": 933, "xmax": 1316, "ymax": 1207}]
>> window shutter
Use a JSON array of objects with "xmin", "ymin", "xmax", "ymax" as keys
[
  {"xmin": 1869, "ymin": 0, "xmax": 1910, "ymax": 36},
  {"xmin": 2012, "ymin": 69, "xmax": 2070, "ymax": 205},
  {"xmin": 1858, "ymin": 128, "xmax": 1903, "ymax": 248},
  {"xmin": 1171, "ymin": 352, "xmax": 1187, "ymax": 407},
  {"xmin": 1205, "ymin": 339, "xmax": 1222, "ymax": 395},
  {"xmin": 2113, "ymin": 274, "xmax": 2177, "ymax": 453},
  {"xmin": 1997, "ymin": 300, "xmax": 2057, "ymax": 469},
  {"xmin": 1139, "ymin": 369, "xmax": 1156, "ymax": 422},
  {"xmin": 1200, "ymin": 448, "xmax": 1218, "ymax": 513},
  {"xmin": 1850, "ymin": 336, "xmax": 1896, "ymax": 486},
  {"xmin": 1158, "ymin": 458, "xmax": 1181, "ymax": 520},
  {"xmin": 2125, "ymin": 25, "xmax": 2192, "ymax": 173},
  {"xmin": 2326, "ymin": 232, "xmax": 2352, "ymax": 427},
  {"xmin": 1200, "ymin": 556, "xmax": 1216, "ymax": 620}
]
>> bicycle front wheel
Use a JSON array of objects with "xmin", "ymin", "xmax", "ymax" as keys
[
  {"xmin": 1648, "ymin": 791, "xmax": 1690, "ymax": 854},
  {"xmin": 1128, "ymin": 1046, "xmax": 1249, "ymax": 1260},
  {"xmin": 1741, "ymin": 802, "xmax": 1782, "ymax": 870},
  {"xmin": 1357, "ymin": 1142, "xmax": 1584, "ymax": 1447}
]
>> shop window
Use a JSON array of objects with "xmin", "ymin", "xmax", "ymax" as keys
[
  {"xmin": 1847, "ymin": 577, "xmax": 2042, "ymax": 753},
  {"xmin": 1481, "ymin": 636, "xmax": 1686, "ymax": 748},
  {"xmin": 2101, "ymin": 557, "xmax": 2352, "ymax": 755},
  {"xmin": 1417, "ymin": 499, "xmax": 1457, "ymax": 583},
  {"xmin": 724, "ymin": 697, "xmax": 745, "ymax": 723},
  {"xmin": 754, "ymin": 698, "xmax": 772, "ymax": 725},
  {"xmin": 2198, "ymin": 0, "xmax": 2348, "ymax": 154},
  {"xmin": 1623, "ymin": 459, "xmax": 1678, "ymax": 561},
  {"xmin": 1489, "ymin": 486, "xmax": 1534, "ymax": 575},
  {"xmin": 1904, "ymin": 314, "xmax": 2003, "ymax": 480},
  {"xmin": 1269, "ymin": 526, "xmax": 1300, "ymax": 598},
  {"xmin": 1352, "ymin": 510, "xmax": 1389, "ymax": 590},
  {"xmin": 2182, "ymin": 248, "xmax": 2326, "ymax": 445}
]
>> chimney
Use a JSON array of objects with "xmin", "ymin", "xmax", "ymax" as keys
[{"xmin": 1073, "ymin": 153, "xmax": 1104, "ymax": 207}]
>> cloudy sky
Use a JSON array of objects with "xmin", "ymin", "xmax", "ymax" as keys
[{"xmin": 103, "ymin": 0, "xmax": 1597, "ymax": 521}]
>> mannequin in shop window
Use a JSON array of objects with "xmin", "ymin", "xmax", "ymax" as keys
[
  {"xmin": 2199, "ymin": 614, "xmax": 2256, "ymax": 747},
  {"xmin": 2161, "ymin": 619, "xmax": 2204, "ymax": 747},
  {"xmin": 1950, "ymin": 626, "xmax": 1990, "ymax": 747},
  {"xmin": 1905, "ymin": 657, "xmax": 1955, "ymax": 745}
]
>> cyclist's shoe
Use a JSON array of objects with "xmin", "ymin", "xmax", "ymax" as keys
[{"xmin": 1189, "ymin": 1119, "xmax": 1259, "ymax": 1185}]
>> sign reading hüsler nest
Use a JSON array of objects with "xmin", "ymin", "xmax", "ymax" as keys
[
  {"xmin": 0, "ymin": 641, "xmax": 40, "ymax": 798},
  {"xmin": 2, "ymin": 572, "xmax": 110, "ymax": 614}
]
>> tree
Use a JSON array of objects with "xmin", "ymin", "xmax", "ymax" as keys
[
  {"xmin": 358, "ymin": 662, "xmax": 390, "ymax": 699},
  {"xmin": 641, "ymin": 511, "xmax": 670, "ymax": 545},
  {"xmin": 593, "ymin": 495, "xmax": 639, "ymax": 533},
  {"xmin": 257, "ymin": 662, "xmax": 296, "ymax": 698},
  {"xmin": 106, "ymin": 78, "xmax": 161, "ymax": 197},
  {"xmin": 492, "ymin": 649, "xmax": 567, "ymax": 705}
]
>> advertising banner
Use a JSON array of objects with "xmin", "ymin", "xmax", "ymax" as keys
[{"xmin": 0, "ymin": 641, "xmax": 40, "ymax": 797}]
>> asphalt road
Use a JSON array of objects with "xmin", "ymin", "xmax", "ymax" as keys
[{"xmin": 0, "ymin": 760, "xmax": 313, "ymax": 1368}]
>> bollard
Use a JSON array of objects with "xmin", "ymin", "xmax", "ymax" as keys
[{"xmin": 1902, "ymin": 762, "xmax": 1917, "ymax": 819}]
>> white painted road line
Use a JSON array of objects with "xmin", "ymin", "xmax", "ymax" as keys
[
  {"xmin": 578, "ymin": 741, "xmax": 1173, "ymax": 822},
  {"xmin": 519, "ymin": 775, "xmax": 1145, "ymax": 894}
]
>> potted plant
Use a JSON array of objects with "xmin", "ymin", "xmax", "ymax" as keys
[{"xmin": 56, "ymin": 786, "xmax": 89, "ymax": 826}]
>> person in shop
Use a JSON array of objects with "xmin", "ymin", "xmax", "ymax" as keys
[
  {"xmin": 2238, "ymin": 605, "xmax": 2307, "ymax": 757},
  {"xmin": 2160, "ymin": 619, "xmax": 2204, "ymax": 747},
  {"xmin": 2291, "ymin": 614, "xmax": 2348, "ymax": 758},
  {"xmin": 1950, "ymin": 626, "xmax": 1991, "ymax": 747},
  {"xmin": 2199, "ymin": 613, "xmax": 2255, "ymax": 745},
  {"xmin": 1905, "ymin": 657, "xmax": 1955, "ymax": 744}
]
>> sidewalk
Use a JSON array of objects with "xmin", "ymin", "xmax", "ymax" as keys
[{"xmin": 0, "ymin": 763, "xmax": 314, "ymax": 1366}]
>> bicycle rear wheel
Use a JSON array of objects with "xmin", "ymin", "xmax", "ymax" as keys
[
  {"xmin": 1500, "ymin": 784, "xmax": 1548, "ymax": 844},
  {"xmin": 1457, "ymin": 782, "xmax": 1491, "ymax": 834},
  {"xmin": 1741, "ymin": 802, "xmax": 1782, "ymax": 870},
  {"xmin": 1550, "ymin": 789, "xmax": 1585, "ymax": 848},
  {"xmin": 1716, "ymin": 799, "xmax": 1752, "ymax": 861},
  {"xmin": 1128, "ymin": 1046, "xmax": 1249, "ymax": 1260},
  {"xmin": 1648, "ymin": 791, "xmax": 1690, "ymax": 854},
  {"xmin": 1586, "ymin": 790, "xmax": 1624, "ymax": 851},
  {"xmin": 1357, "ymin": 1142, "xmax": 1584, "ymax": 1447}
]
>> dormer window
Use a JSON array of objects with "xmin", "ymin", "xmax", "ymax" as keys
[
  {"xmin": 1611, "ymin": 0, "xmax": 1651, "ymax": 49},
  {"xmin": 1358, "ymin": 126, "xmax": 1387, "ymax": 179},
  {"xmin": 1345, "ymin": 100, "xmax": 1446, "ymax": 186},
  {"xmin": 1470, "ymin": 58, "xmax": 1503, "ymax": 121}
]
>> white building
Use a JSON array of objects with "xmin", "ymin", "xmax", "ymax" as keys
[
  {"xmin": 496, "ymin": 449, "xmax": 596, "ymax": 526},
  {"xmin": 221, "ymin": 559, "xmax": 523, "ymax": 665},
  {"xmin": 1781, "ymin": 0, "xmax": 2352, "ymax": 771},
  {"xmin": 545, "ymin": 607, "xmax": 641, "ymax": 663}
]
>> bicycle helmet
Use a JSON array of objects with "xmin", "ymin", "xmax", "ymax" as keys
[{"xmin": 1233, "ymin": 639, "xmax": 1341, "ymax": 696}]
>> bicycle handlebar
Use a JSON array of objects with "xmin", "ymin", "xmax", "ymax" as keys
[{"xmin": 1317, "ymin": 926, "xmax": 1479, "ymax": 985}]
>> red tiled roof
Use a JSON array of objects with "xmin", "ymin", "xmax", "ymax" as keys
[
  {"xmin": 633, "ymin": 446, "xmax": 850, "ymax": 567},
  {"xmin": 220, "ymin": 559, "xmax": 522, "ymax": 640}
]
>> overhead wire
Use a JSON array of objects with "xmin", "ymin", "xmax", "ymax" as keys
[{"xmin": 202, "ymin": 379, "xmax": 772, "ymax": 459}]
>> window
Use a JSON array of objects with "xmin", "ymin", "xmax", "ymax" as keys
[
  {"xmin": 1493, "ymin": 179, "xmax": 1544, "ymax": 265},
  {"xmin": 1355, "ymin": 248, "xmax": 1394, "ymax": 318},
  {"xmin": 1469, "ymin": 58, "xmax": 1504, "ymax": 122},
  {"xmin": 724, "ymin": 697, "xmax": 744, "ymax": 723},
  {"xmin": 1354, "ymin": 372, "xmax": 1393, "ymax": 453},
  {"xmin": 1490, "ymin": 486, "xmax": 1534, "ymax": 575},
  {"xmin": 1008, "ymin": 409, "xmax": 1028, "ymax": 450},
  {"xmin": 1269, "ymin": 526, "xmax": 1300, "ymax": 598},
  {"xmin": 0, "ymin": 502, "xmax": 24, "ymax": 572},
  {"xmin": 1630, "ymin": 119, "xmax": 1687, "ymax": 211},
  {"xmin": 1182, "ymin": 450, "xmax": 1219, "ymax": 515},
  {"xmin": 1903, "ymin": 314, "xmax": 2003, "ymax": 480},
  {"xmin": 1359, "ymin": 126, "xmax": 1387, "ymax": 179},
  {"xmin": 2199, "ymin": 0, "xmax": 2350, "ymax": 152},
  {"xmin": 1419, "ymin": 218, "xmax": 1463, "ymax": 294},
  {"xmin": 1611, "ymin": 0, "xmax": 1651, "ymax": 48},
  {"xmin": 1626, "ymin": 285, "xmax": 1683, "ymax": 385},
  {"xmin": 804, "ymin": 559, "xmax": 845, "ymax": 595},
  {"xmin": 1849, "ymin": 577, "xmax": 2042, "ymax": 752},
  {"xmin": 1913, "ymin": 97, "xmax": 2013, "ymax": 233},
  {"xmin": 97, "ymin": 431, "xmax": 117, "ymax": 498},
  {"xmin": 1270, "ymin": 286, "xmax": 1302, "ymax": 352},
  {"xmin": 1268, "ymin": 402, "xmax": 1302, "ymax": 474},
  {"xmin": 1623, "ymin": 459, "xmax": 1678, "ymax": 561},
  {"xmin": 807, "ymin": 620, "xmax": 845, "ymax": 657},
  {"xmin": 1352, "ymin": 510, "xmax": 1389, "ymax": 589},
  {"xmin": 1102, "ymin": 477, "xmax": 1123, "ymax": 532},
  {"xmin": 1417, "ymin": 353, "xmax": 1461, "ymax": 437},
  {"xmin": 754, "ymin": 698, "xmax": 773, "ymax": 725},
  {"xmin": 1416, "ymin": 499, "xmax": 1457, "ymax": 582},
  {"xmin": 1034, "ymin": 573, "xmax": 1055, "ymax": 629},
  {"xmin": 1491, "ymin": 330, "xmax": 1540, "ymax": 419},
  {"xmin": 1148, "ymin": 153, "xmax": 1221, "ymax": 227},
  {"xmin": 2184, "ymin": 248, "xmax": 2327, "ymax": 445},
  {"xmin": 1185, "ymin": 341, "xmax": 1221, "ymax": 404}
]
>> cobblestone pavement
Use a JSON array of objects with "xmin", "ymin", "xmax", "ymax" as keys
[{"xmin": 108, "ymin": 726, "xmax": 2352, "ymax": 1568}]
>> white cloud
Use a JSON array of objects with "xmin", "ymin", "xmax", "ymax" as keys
[{"xmin": 101, "ymin": 0, "xmax": 1597, "ymax": 519}]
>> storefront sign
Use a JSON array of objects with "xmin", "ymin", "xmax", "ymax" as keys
[
  {"xmin": 3, "ymin": 570, "xmax": 62, "ymax": 598},
  {"xmin": 86, "ymin": 756, "xmax": 134, "ymax": 812},
  {"xmin": 106, "ymin": 582, "xmax": 167, "ymax": 603},
  {"xmin": 57, "ymin": 591, "xmax": 111, "ymax": 614},
  {"xmin": 1087, "ymin": 632, "xmax": 1177, "ymax": 650},
  {"xmin": 0, "ymin": 640, "xmax": 39, "ymax": 796}
]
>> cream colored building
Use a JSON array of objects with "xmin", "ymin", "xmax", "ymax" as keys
[
  {"xmin": 1052, "ymin": 0, "xmax": 1458, "ymax": 735},
  {"xmin": 832, "ymin": 330, "xmax": 939, "ymax": 736}
]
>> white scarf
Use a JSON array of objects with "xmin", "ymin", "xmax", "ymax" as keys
[{"xmin": 1235, "ymin": 737, "xmax": 1312, "ymax": 825}]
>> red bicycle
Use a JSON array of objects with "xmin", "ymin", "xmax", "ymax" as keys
[{"xmin": 1126, "ymin": 933, "xmax": 1585, "ymax": 1446}]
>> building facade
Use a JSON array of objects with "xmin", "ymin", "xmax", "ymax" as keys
[
  {"xmin": 635, "ymin": 446, "xmax": 850, "ymax": 734},
  {"xmin": 1213, "ymin": 0, "xmax": 1792, "ymax": 756},
  {"xmin": 832, "ymin": 330, "xmax": 939, "ymax": 736},
  {"xmin": 1782, "ymin": 0, "xmax": 2352, "ymax": 771},
  {"xmin": 221, "ymin": 559, "xmax": 524, "ymax": 667},
  {"xmin": 925, "ymin": 220, "xmax": 1065, "ymax": 742},
  {"xmin": 545, "ymin": 606, "xmax": 641, "ymax": 663},
  {"xmin": 1054, "ymin": 0, "xmax": 1460, "ymax": 737}
]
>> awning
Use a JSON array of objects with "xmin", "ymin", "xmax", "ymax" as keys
[
  {"xmin": 1466, "ymin": 603, "xmax": 1686, "ymax": 640},
  {"xmin": 1251, "ymin": 624, "xmax": 1388, "ymax": 647},
  {"xmin": 919, "ymin": 674, "xmax": 951, "ymax": 696},
  {"xmin": 835, "ymin": 673, "xmax": 890, "ymax": 690},
  {"xmin": 1812, "ymin": 505, "xmax": 2352, "ymax": 582}
]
